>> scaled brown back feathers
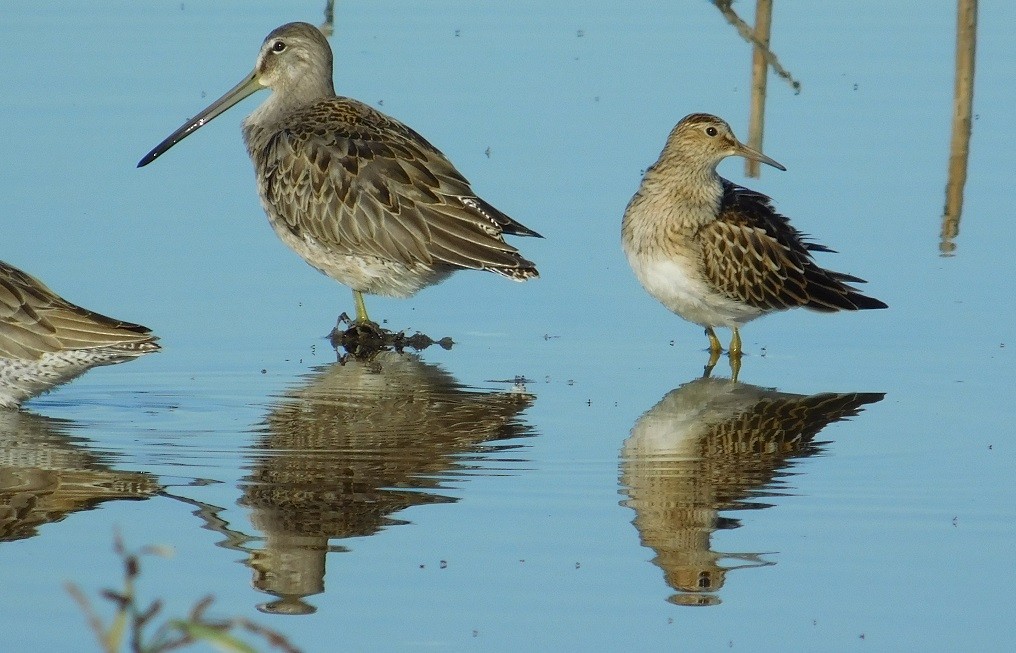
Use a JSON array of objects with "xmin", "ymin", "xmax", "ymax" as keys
[
  {"xmin": 697, "ymin": 182, "xmax": 887, "ymax": 312},
  {"xmin": 247, "ymin": 97, "xmax": 540, "ymax": 279}
]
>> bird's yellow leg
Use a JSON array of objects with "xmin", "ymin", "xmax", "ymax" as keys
[
  {"xmin": 729, "ymin": 327, "xmax": 743, "ymax": 356},
  {"xmin": 353, "ymin": 290, "xmax": 371, "ymax": 324},
  {"xmin": 728, "ymin": 327, "xmax": 742, "ymax": 382},
  {"xmin": 729, "ymin": 350, "xmax": 742, "ymax": 383},
  {"xmin": 703, "ymin": 327, "xmax": 723, "ymax": 378},
  {"xmin": 703, "ymin": 347, "xmax": 721, "ymax": 378},
  {"xmin": 706, "ymin": 327, "xmax": 723, "ymax": 354}
]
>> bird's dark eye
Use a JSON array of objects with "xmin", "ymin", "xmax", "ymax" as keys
[
  {"xmin": 272, "ymin": 40, "xmax": 286, "ymax": 53},
  {"xmin": 705, "ymin": 126, "xmax": 718, "ymax": 137}
]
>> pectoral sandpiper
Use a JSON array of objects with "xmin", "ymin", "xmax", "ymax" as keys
[{"xmin": 621, "ymin": 113, "xmax": 886, "ymax": 371}]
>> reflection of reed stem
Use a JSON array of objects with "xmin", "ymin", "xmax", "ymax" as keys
[
  {"xmin": 940, "ymin": 0, "xmax": 977, "ymax": 255},
  {"xmin": 745, "ymin": 0, "xmax": 773, "ymax": 178},
  {"xmin": 712, "ymin": 1, "xmax": 800, "ymax": 93}
]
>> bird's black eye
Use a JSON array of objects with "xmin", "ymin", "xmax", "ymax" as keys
[
  {"xmin": 272, "ymin": 40, "xmax": 286, "ymax": 53},
  {"xmin": 705, "ymin": 126, "xmax": 718, "ymax": 137}
]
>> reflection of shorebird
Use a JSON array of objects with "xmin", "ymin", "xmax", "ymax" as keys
[
  {"xmin": 620, "ymin": 376, "xmax": 883, "ymax": 606},
  {"xmin": 0, "ymin": 260, "xmax": 159, "ymax": 409},
  {"xmin": 241, "ymin": 352, "xmax": 534, "ymax": 614},
  {"xmin": 139, "ymin": 22, "xmax": 541, "ymax": 327},
  {"xmin": 622, "ymin": 114, "xmax": 886, "ymax": 370},
  {"xmin": 0, "ymin": 410, "xmax": 160, "ymax": 542}
]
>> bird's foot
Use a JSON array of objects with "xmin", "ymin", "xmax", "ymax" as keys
[
  {"xmin": 329, "ymin": 315, "xmax": 388, "ymax": 360},
  {"xmin": 329, "ymin": 313, "xmax": 453, "ymax": 360}
]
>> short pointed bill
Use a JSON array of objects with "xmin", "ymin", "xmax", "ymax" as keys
[{"xmin": 734, "ymin": 141, "xmax": 786, "ymax": 171}]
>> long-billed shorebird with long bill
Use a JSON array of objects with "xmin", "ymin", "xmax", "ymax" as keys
[
  {"xmin": 621, "ymin": 113, "xmax": 886, "ymax": 373},
  {"xmin": 138, "ymin": 21, "xmax": 540, "ymax": 327},
  {"xmin": 0, "ymin": 260, "xmax": 159, "ymax": 409}
]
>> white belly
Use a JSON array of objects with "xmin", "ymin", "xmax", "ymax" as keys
[
  {"xmin": 627, "ymin": 254, "xmax": 765, "ymax": 328},
  {"xmin": 267, "ymin": 215, "xmax": 452, "ymax": 299}
]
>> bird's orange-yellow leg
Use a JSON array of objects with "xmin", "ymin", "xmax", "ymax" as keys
[
  {"xmin": 728, "ymin": 327, "xmax": 743, "ymax": 382},
  {"xmin": 703, "ymin": 327, "xmax": 723, "ymax": 378},
  {"xmin": 353, "ymin": 290, "xmax": 371, "ymax": 324},
  {"xmin": 703, "ymin": 349, "xmax": 721, "ymax": 378},
  {"xmin": 729, "ymin": 327, "xmax": 743, "ymax": 356},
  {"xmin": 706, "ymin": 327, "xmax": 723, "ymax": 354}
]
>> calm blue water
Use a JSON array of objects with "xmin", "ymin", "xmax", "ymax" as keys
[{"xmin": 2, "ymin": 1, "xmax": 1014, "ymax": 651}]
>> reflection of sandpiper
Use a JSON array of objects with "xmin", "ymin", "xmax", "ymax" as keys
[
  {"xmin": 620, "ymin": 376, "xmax": 883, "ymax": 606},
  {"xmin": 0, "ymin": 410, "xmax": 160, "ymax": 542},
  {"xmin": 621, "ymin": 114, "xmax": 886, "ymax": 378},
  {"xmin": 0, "ymin": 260, "xmax": 159, "ymax": 409},
  {"xmin": 240, "ymin": 352, "xmax": 535, "ymax": 614},
  {"xmin": 139, "ymin": 22, "xmax": 541, "ymax": 333}
]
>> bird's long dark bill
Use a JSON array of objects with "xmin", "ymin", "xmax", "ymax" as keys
[
  {"xmin": 137, "ymin": 70, "xmax": 263, "ymax": 167},
  {"xmin": 735, "ymin": 141, "xmax": 786, "ymax": 171}
]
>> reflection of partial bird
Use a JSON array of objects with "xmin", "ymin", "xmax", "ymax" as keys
[
  {"xmin": 0, "ymin": 410, "xmax": 161, "ymax": 542},
  {"xmin": 621, "ymin": 114, "xmax": 886, "ymax": 366},
  {"xmin": 620, "ymin": 376, "xmax": 883, "ymax": 606},
  {"xmin": 139, "ymin": 22, "xmax": 541, "ymax": 326},
  {"xmin": 241, "ymin": 352, "xmax": 535, "ymax": 614},
  {"xmin": 0, "ymin": 260, "xmax": 159, "ymax": 409}
]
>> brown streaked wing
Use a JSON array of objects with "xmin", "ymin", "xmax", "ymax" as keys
[
  {"xmin": 255, "ymin": 97, "xmax": 536, "ymax": 273},
  {"xmin": 698, "ymin": 183, "xmax": 877, "ymax": 311},
  {"xmin": 704, "ymin": 390, "xmax": 886, "ymax": 455},
  {"xmin": 0, "ymin": 261, "xmax": 157, "ymax": 360},
  {"xmin": 697, "ymin": 217, "xmax": 810, "ymax": 310},
  {"xmin": 696, "ymin": 389, "xmax": 884, "ymax": 507}
]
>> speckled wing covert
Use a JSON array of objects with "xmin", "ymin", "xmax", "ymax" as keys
[
  {"xmin": 697, "ymin": 182, "xmax": 887, "ymax": 312},
  {"xmin": 251, "ymin": 98, "xmax": 541, "ymax": 279},
  {"xmin": 0, "ymin": 261, "xmax": 159, "ymax": 361},
  {"xmin": 699, "ymin": 388, "xmax": 885, "ymax": 463}
]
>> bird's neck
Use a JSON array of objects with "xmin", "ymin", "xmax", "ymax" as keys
[
  {"xmin": 244, "ymin": 78, "xmax": 333, "ymax": 131},
  {"xmin": 641, "ymin": 156, "xmax": 724, "ymax": 227}
]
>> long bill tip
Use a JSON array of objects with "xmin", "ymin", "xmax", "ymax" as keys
[
  {"xmin": 137, "ymin": 133, "xmax": 180, "ymax": 168},
  {"xmin": 137, "ymin": 124, "xmax": 198, "ymax": 168},
  {"xmin": 136, "ymin": 70, "xmax": 262, "ymax": 169}
]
